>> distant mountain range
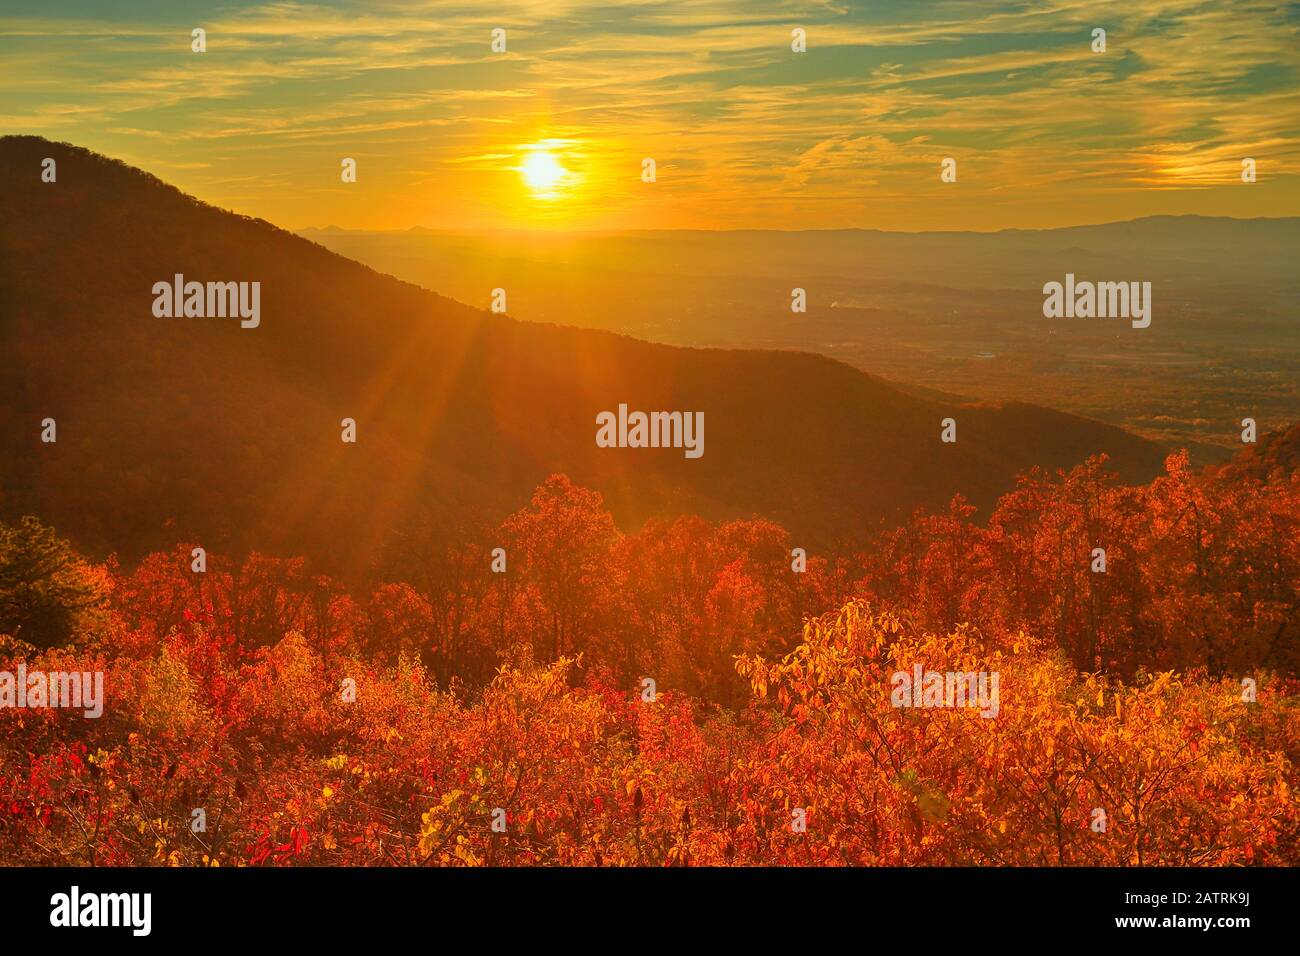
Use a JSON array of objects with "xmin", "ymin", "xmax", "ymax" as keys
[
  {"xmin": 301, "ymin": 214, "xmax": 1300, "ymax": 290},
  {"xmin": 1, "ymin": 136, "xmax": 1170, "ymax": 580},
  {"xmin": 300, "ymin": 216, "xmax": 1299, "ymax": 461}
]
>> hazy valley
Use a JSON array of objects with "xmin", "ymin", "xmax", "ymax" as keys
[{"xmin": 301, "ymin": 219, "xmax": 1299, "ymax": 463}]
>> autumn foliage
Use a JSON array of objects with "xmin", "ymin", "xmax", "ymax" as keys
[{"xmin": 1, "ymin": 455, "xmax": 1296, "ymax": 866}]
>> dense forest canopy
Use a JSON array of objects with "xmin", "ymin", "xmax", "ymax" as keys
[{"xmin": 1, "ymin": 444, "xmax": 1296, "ymax": 866}]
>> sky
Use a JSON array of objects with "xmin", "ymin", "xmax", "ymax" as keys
[{"xmin": 2, "ymin": 0, "xmax": 1298, "ymax": 231}]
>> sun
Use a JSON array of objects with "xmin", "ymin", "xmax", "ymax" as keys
[{"xmin": 521, "ymin": 149, "xmax": 567, "ymax": 196}]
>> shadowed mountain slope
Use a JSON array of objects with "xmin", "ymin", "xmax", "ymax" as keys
[{"xmin": 0, "ymin": 136, "xmax": 1168, "ymax": 579}]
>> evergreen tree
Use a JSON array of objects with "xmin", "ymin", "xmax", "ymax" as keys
[{"xmin": 0, "ymin": 516, "xmax": 104, "ymax": 647}]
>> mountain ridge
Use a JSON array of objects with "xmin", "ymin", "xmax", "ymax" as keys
[
  {"xmin": 0, "ymin": 135, "xmax": 1170, "ymax": 581},
  {"xmin": 298, "ymin": 212, "xmax": 1300, "ymax": 238}
]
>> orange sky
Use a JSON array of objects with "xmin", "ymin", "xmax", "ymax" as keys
[{"xmin": 2, "ymin": 0, "xmax": 1297, "ymax": 231}]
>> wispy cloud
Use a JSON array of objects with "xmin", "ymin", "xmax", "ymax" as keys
[{"xmin": 1, "ymin": 0, "xmax": 1295, "ymax": 229}]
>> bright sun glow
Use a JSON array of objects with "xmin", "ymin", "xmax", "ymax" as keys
[{"xmin": 521, "ymin": 149, "xmax": 567, "ymax": 196}]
